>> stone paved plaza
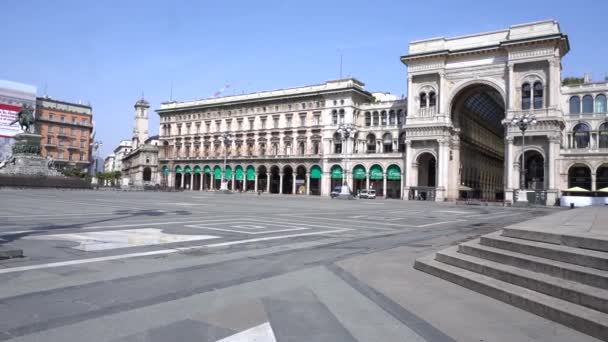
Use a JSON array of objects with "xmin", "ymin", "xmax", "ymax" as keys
[{"xmin": 0, "ymin": 190, "xmax": 600, "ymax": 341}]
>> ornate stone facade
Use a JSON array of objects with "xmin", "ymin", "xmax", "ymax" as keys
[{"xmin": 156, "ymin": 20, "xmax": 608, "ymax": 204}]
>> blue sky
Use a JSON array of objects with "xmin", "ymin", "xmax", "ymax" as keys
[{"xmin": 2, "ymin": 0, "xmax": 607, "ymax": 156}]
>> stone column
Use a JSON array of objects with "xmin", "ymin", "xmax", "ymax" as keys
[
  {"xmin": 365, "ymin": 173, "xmax": 370, "ymax": 190},
  {"xmin": 321, "ymin": 172, "xmax": 330, "ymax": 197},
  {"xmin": 231, "ymin": 171, "xmax": 236, "ymax": 191},
  {"xmin": 292, "ymin": 173, "xmax": 297, "ymax": 194},
  {"xmin": 382, "ymin": 173, "xmax": 387, "ymax": 199},
  {"xmin": 548, "ymin": 136, "xmax": 559, "ymax": 189},
  {"xmin": 549, "ymin": 59, "xmax": 560, "ymax": 107},
  {"xmin": 506, "ymin": 137, "xmax": 515, "ymax": 190},
  {"xmin": 405, "ymin": 140, "xmax": 413, "ymax": 187},
  {"xmin": 306, "ymin": 172, "xmax": 310, "ymax": 195},
  {"xmin": 254, "ymin": 172, "xmax": 258, "ymax": 192},
  {"xmin": 439, "ymin": 71, "xmax": 446, "ymax": 113},
  {"xmin": 279, "ymin": 173, "xmax": 284, "ymax": 194},
  {"xmin": 266, "ymin": 174, "xmax": 270, "ymax": 193},
  {"xmin": 508, "ymin": 63, "xmax": 515, "ymax": 110},
  {"xmin": 400, "ymin": 171, "xmax": 404, "ymax": 199},
  {"xmin": 243, "ymin": 175, "xmax": 247, "ymax": 192},
  {"xmin": 592, "ymin": 173, "xmax": 597, "ymax": 191}
]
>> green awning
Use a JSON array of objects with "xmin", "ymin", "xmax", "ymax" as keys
[
  {"xmin": 353, "ymin": 165, "xmax": 366, "ymax": 179},
  {"xmin": 387, "ymin": 165, "xmax": 401, "ymax": 180},
  {"xmin": 162, "ymin": 167, "xmax": 169, "ymax": 175},
  {"xmin": 235, "ymin": 166, "xmax": 244, "ymax": 180},
  {"xmin": 246, "ymin": 166, "xmax": 256, "ymax": 180},
  {"xmin": 204, "ymin": 166, "xmax": 211, "ymax": 174},
  {"xmin": 331, "ymin": 165, "xmax": 343, "ymax": 179},
  {"xmin": 225, "ymin": 166, "xmax": 232, "ymax": 179},
  {"xmin": 310, "ymin": 165, "xmax": 322, "ymax": 179},
  {"xmin": 370, "ymin": 165, "xmax": 383, "ymax": 180},
  {"xmin": 175, "ymin": 166, "xmax": 183, "ymax": 173},
  {"xmin": 193, "ymin": 166, "xmax": 201, "ymax": 174},
  {"xmin": 214, "ymin": 166, "xmax": 222, "ymax": 180},
  {"xmin": 184, "ymin": 166, "xmax": 192, "ymax": 173}
]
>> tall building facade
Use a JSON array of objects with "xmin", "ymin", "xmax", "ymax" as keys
[
  {"xmin": 36, "ymin": 97, "xmax": 93, "ymax": 171},
  {"xmin": 157, "ymin": 20, "xmax": 608, "ymax": 204}
]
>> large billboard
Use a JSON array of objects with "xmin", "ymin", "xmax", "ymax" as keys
[{"xmin": 0, "ymin": 80, "xmax": 37, "ymax": 160}]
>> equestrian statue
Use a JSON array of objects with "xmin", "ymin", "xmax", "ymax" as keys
[{"xmin": 9, "ymin": 104, "xmax": 35, "ymax": 133}]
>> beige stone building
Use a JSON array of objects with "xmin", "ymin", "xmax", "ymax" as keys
[{"xmin": 156, "ymin": 20, "xmax": 608, "ymax": 205}]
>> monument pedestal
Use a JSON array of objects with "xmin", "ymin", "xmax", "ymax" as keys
[{"xmin": 0, "ymin": 133, "xmax": 62, "ymax": 177}]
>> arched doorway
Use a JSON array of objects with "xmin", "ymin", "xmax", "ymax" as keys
[
  {"xmin": 451, "ymin": 83, "xmax": 505, "ymax": 200},
  {"xmin": 295, "ymin": 166, "xmax": 306, "ymax": 194},
  {"xmin": 417, "ymin": 153, "xmax": 436, "ymax": 187},
  {"xmin": 225, "ymin": 166, "xmax": 233, "ymax": 190},
  {"xmin": 568, "ymin": 164, "xmax": 591, "ymax": 190},
  {"xmin": 519, "ymin": 151, "xmax": 544, "ymax": 190},
  {"xmin": 283, "ymin": 166, "xmax": 294, "ymax": 194},
  {"xmin": 183, "ymin": 166, "xmax": 192, "ymax": 190},
  {"xmin": 203, "ymin": 166, "xmax": 211, "ymax": 190},
  {"xmin": 246, "ymin": 165, "xmax": 255, "ymax": 191},
  {"xmin": 257, "ymin": 166, "xmax": 267, "ymax": 192},
  {"xmin": 369, "ymin": 164, "xmax": 384, "ymax": 197},
  {"xmin": 310, "ymin": 165, "xmax": 322, "ymax": 195},
  {"xmin": 352, "ymin": 164, "xmax": 366, "ymax": 194},
  {"xmin": 598, "ymin": 164, "xmax": 608, "ymax": 191},
  {"xmin": 386, "ymin": 164, "xmax": 401, "ymax": 199},
  {"xmin": 193, "ymin": 166, "xmax": 201, "ymax": 190},
  {"xmin": 213, "ymin": 166, "xmax": 222, "ymax": 190},
  {"xmin": 234, "ymin": 166, "xmax": 244, "ymax": 191},
  {"xmin": 143, "ymin": 167, "xmax": 152, "ymax": 182},
  {"xmin": 174, "ymin": 166, "xmax": 182, "ymax": 189},
  {"xmin": 270, "ymin": 166, "xmax": 280, "ymax": 193},
  {"xmin": 330, "ymin": 165, "xmax": 343, "ymax": 191}
]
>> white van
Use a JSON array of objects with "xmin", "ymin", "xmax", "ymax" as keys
[{"xmin": 359, "ymin": 189, "xmax": 376, "ymax": 199}]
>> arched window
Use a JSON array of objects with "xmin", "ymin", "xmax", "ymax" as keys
[
  {"xmin": 366, "ymin": 134, "xmax": 376, "ymax": 153},
  {"xmin": 332, "ymin": 110, "xmax": 338, "ymax": 124},
  {"xmin": 533, "ymin": 82, "xmax": 543, "ymax": 109},
  {"xmin": 429, "ymin": 91, "xmax": 436, "ymax": 107},
  {"xmin": 595, "ymin": 94, "xmax": 607, "ymax": 113},
  {"xmin": 599, "ymin": 122, "xmax": 608, "ymax": 149},
  {"xmin": 582, "ymin": 95, "xmax": 594, "ymax": 113},
  {"xmin": 312, "ymin": 142, "xmax": 320, "ymax": 154},
  {"xmin": 569, "ymin": 96, "xmax": 581, "ymax": 114},
  {"xmin": 285, "ymin": 143, "xmax": 292, "ymax": 155},
  {"xmin": 339, "ymin": 109, "xmax": 345, "ymax": 124},
  {"xmin": 259, "ymin": 143, "xmax": 266, "ymax": 156},
  {"xmin": 372, "ymin": 111, "xmax": 379, "ymax": 126},
  {"xmin": 398, "ymin": 132, "xmax": 406, "ymax": 152},
  {"xmin": 397, "ymin": 109, "xmax": 404, "ymax": 125},
  {"xmin": 272, "ymin": 143, "xmax": 279, "ymax": 155},
  {"xmin": 573, "ymin": 123, "xmax": 591, "ymax": 149},
  {"xmin": 382, "ymin": 133, "xmax": 393, "ymax": 153},
  {"xmin": 521, "ymin": 83, "xmax": 531, "ymax": 110},
  {"xmin": 365, "ymin": 112, "xmax": 371, "ymax": 126},
  {"xmin": 381, "ymin": 111, "xmax": 387, "ymax": 125},
  {"xmin": 299, "ymin": 142, "xmax": 305, "ymax": 155},
  {"xmin": 389, "ymin": 110, "xmax": 396, "ymax": 125},
  {"xmin": 419, "ymin": 92, "xmax": 427, "ymax": 108},
  {"xmin": 333, "ymin": 133, "xmax": 342, "ymax": 154}
]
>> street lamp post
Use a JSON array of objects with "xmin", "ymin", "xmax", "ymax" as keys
[
  {"xmin": 336, "ymin": 124, "xmax": 357, "ymax": 196},
  {"xmin": 219, "ymin": 132, "xmax": 233, "ymax": 191},
  {"xmin": 511, "ymin": 114, "xmax": 536, "ymax": 202}
]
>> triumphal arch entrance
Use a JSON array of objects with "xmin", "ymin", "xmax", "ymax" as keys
[{"xmin": 401, "ymin": 20, "xmax": 567, "ymax": 204}]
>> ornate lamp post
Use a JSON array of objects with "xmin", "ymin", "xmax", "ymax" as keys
[
  {"xmin": 336, "ymin": 123, "xmax": 357, "ymax": 195},
  {"xmin": 91, "ymin": 140, "xmax": 102, "ymax": 174},
  {"xmin": 219, "ymin": 132, "xmax": 233, "ymax": 191},
  {"xmin": 511, "ymin": 114, "xmax": 536, "ymax": 202}
]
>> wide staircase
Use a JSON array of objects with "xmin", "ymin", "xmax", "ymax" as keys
[{"xmin": 415, "ymin": 207, "xmax": 608, "ymax": 341}]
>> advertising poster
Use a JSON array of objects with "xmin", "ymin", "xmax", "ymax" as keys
[{"xmin": 0, "ymin": 80, "xmax": 37, "ymax": 160}]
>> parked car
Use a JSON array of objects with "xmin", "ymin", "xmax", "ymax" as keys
[
  {"xmin": 359, "ymin": 189, "xmax": 376, "ymax": 199},
  {"xmin": 330, "ymin": 186, "xmax": 342, "ymax": 198}
]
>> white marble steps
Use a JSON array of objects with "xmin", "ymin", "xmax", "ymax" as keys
[
  {"xmin": 480, "ymin": 232, "xmax": 608, "ymax": 271},
  {"xmin": 459, "ymin": 239, "xmax": 608, "ymax": 289},
  {"xmin": 503, "ymin": 227, "xmax": 608, "ymax": 253},
  {"xmin": 414, "ymin": 255, "xmax": 608, "ymax": 341},
  {"xmin": 436, "ymin": 245, "xmax": 608, "ymax": 314}
]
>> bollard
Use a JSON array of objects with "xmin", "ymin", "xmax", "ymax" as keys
[{"xmin": 570, "ymin": 203, "xmax": 575, "ymax": 209}]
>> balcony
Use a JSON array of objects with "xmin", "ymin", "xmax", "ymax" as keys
[
  {"xmin": 44, "ymin": 142, "xmax": 57, "ymax": 148},
  {"xmin": 67, "ymin": 145, "xmax": 79, "ymax": 151},
  {"xmin": 57, "ymin": 132, "xmax": 70, "ymax": 138}
]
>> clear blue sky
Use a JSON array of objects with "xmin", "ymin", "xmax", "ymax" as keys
[{"xmin": 2, "ymin": 0, "xmax": 607, "ymax": 156}]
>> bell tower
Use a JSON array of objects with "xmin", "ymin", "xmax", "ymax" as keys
[{"xmin": 132, "ymin": 96, "xmax": 150, "ymax": 149}]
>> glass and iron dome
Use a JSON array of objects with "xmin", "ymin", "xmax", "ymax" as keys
[{"xmin": 462, "ymin": 90, "xmax": 505, "ymax": 135}]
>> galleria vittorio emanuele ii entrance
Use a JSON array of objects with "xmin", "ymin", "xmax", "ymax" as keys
[{"xmin": 451, "ymin": 84, "xmax": 506, "ymax": 200}]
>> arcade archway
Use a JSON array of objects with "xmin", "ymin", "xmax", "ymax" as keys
[{"xmin": 451, "ymin": 83, "xmax": 505, "ymax": 200}]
